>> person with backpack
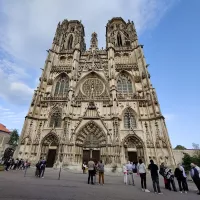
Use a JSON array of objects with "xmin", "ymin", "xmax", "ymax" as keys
[{"xmin": 190, "ymin": 163, "xmax": 200, "ymax": 195}]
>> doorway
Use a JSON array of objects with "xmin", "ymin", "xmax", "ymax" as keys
[
  {"xmin": 46, "ymin": 149, "xmax": 57, "ymax": 167},
  {"xmin": 83, "ymin": 150, "xmax": 90, "ymax": 164},
  {"xmin": 128, "ymin": 152, "xmax": 137, "ymax": 162},
  {"xmin": 92, "ymin": 150, "xmax": 100, "ymax": 164}
]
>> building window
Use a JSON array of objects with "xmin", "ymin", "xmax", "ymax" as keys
[
  {"xmin": 49, "ymin": 109, "xmax": 62, "ymax": 128},
  {"xmin": 54, "ymin": 74, "xmax": 69, "ymax": 97},
  {"xmin": 117, "ymin": 32, "xmax": 122, "ymax": 46},
  {"xmin": 117, "ymin": 73, "xmax": 133, "ymax": 94},
  {"xmin": 68, "ymin": 35, "xmax": 73, "ymax": 50},
  {"xmin": 124, "ymin": 108, "xmax": 136, "ymax": 129}
]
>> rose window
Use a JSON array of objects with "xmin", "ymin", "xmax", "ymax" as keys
[{"xmin": 82, "ymin": 78, "xmax": 104, "ymax": 97}]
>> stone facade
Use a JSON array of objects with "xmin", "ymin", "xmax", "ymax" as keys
[{"xmin": 17, "ymin": 17, "xmax": 175, "ymax": 168}]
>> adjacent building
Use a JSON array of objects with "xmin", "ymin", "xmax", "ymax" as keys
[{"xmin": 17, "ymin": 17, "xmax": 176, "ymax": 168}]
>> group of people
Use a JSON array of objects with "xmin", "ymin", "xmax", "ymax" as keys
[
  {"xmin": 35, "ymin": 158, "xmax": 47, "ymax": 178},
  {"xmin": 123, "ymin": 159, "xmax": 200, "ymax": 195},
  {"xmin": 1, "ymin": 157, "xmax": 30, "ymax": 171},
  {"xmin": 83, "ymin": 159, "xmax": 105, "ymax": 185}
]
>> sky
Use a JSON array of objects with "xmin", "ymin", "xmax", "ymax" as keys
[{"xmin": 0, "ymin": 0, "xmax": 199, "ymax": 148}]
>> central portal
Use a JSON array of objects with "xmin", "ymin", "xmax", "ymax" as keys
[{"xmin": 83, "ymin": 149, "xmax": 100, "ymax": 164}]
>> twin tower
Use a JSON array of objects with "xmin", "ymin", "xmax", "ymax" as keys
[{"xmin": 17, "ymin": 17, "xmax": 175, "ymax": 169}]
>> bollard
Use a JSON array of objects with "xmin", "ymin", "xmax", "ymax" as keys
[
  {"xmin": 24, "ymin": 167, "xmax": 27, "ymax": 177},
  {"xmin": 58, "ymin": 166, "xmax": 61, "ymax": 180}
]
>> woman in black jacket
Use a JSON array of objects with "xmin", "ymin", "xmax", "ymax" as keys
[{"xmin": 174, "ymin": 164, "xmax": 187, "ymax": 193}]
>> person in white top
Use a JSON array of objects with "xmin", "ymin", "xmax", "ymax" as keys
[
  {"xmin": 126, "ymin": 161, "xmax": 135, "ymax": 185},
  {"xmin": 137, "ymin": 159, "xmax": 150, "ymax": 192},
  {"xmin": 123, "ymin": 163, "xmax": 127, "ymax": 184}
]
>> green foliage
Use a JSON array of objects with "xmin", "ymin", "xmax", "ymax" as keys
[
  {"xmin": 8, "ymin": 129, "xmax": 19, "ymax": 147},
  {"xmin": 182, "ymin": 153, "xmax": 200, "ymax": 173},
  {"xmin": 174, "ymin": 145, "xmax": 187, "ymax": 150}
]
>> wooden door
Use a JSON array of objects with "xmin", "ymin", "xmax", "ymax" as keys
[
  {"xmin": 92, "ymin": 150, "xmax": 100, "ymax": 164},
  {"xmin": 46, "ymin": 149, "xmax": 56, "ymax": 167},
  {"xmin": 83, "ymin": 150, "xmax": 90, "ymax": 164}
]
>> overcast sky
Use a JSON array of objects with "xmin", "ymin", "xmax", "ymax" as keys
[{"xmin": 0, "ymin": 0, "xmax": 199, "ymax": 148}]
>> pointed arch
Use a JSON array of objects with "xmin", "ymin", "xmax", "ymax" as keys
[
  {"xmin": 75, "ymin": 121, "xmax": 107, "ymax": 147},
  {"xmin": 68, "ymin": 34, "xmax": 73, "ymax": 50},
  {"xmin": 117, "ymin": 32, "xmax": 123, "ymax": 46},
  {"xmin": 117, "ymin": 71, "xmax": 133, "ymax": 94},
  {"xmin": 41, "ymin": 132, "xmax": 59, "ymax": 146},
  {"xmin": 123, "ymin": 107, "xmax": 137, "ymax": 129},
  {"xmin": 53, "ymin": 73, "xmax": 69, "ymax": 97},
  {"xmin": 123, "ymin": 134, "xmax": 144, "ymax": 148},
  {"xmin": 49, "ymin": 107, "xmax": 62, "ymax": 128}
]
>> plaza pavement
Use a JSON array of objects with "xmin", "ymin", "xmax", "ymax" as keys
[{"xmin": 0, "ymin": 167, "xmax": 199, "ymax": 200}]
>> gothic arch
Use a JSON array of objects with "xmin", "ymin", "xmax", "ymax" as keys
[
  {"xmin": 123, "ymin": 134, "xmax": 144, "ymax": 148},
  {"xmin": 116, "ymin": 71, "xmax": 135, "ymax": 94},
  {"xmin": 117, "ymin": 32, "xmax": 123, "ymax": 46},
  {"xmin": 52, "ymin": 73, "xmax": 69, "ymax": 97},
  {"xmin": 67, "ymin": 34, "xmax": 73, "ymax": 50},
  {"xmin": 41, "ymin": 132, "xmax": 59, "ymax": 146},
  {"xmin": 49, "ymin": 107, "xmax": 62, "ymax": 128},
  {"xmin": 122, "ymin": 107, "xmax": 137, "ymax": 129},
  {"xmin": 75, "ymin": 121, "xmax": 107, "ymax": 147},
  {"xmin": 74, "ymin": 72, "xmax": 109, "ymax": 97}
]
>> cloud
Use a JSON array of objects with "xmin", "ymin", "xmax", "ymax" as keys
[
  {"xmin": 0, "ymin": 0, "xmax": 177, "ymax": 66},
  {"xmin": 0, "ymin": 58, "xmax": 34, "ymax": 105}
]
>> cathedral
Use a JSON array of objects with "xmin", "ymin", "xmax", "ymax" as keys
[{"xmin": 17, "ymin": 17, "xmax": 175, "ymax": 169}]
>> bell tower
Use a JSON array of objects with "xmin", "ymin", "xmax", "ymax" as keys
[
  {"xmin": 52, "ymin": 19, "xmax": 86, "ymax": 52},
  {"xmin": 106, "ymin": 17, "xmax": 138, "ymax": 49}
]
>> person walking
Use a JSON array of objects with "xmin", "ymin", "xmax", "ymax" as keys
[
  {"xmin": 137, "ymin": 159, "xmax": 150, "ymax": 192},
  {"xmin": 123, "ymin": 163, "xmax": 127, "ymax": 185},
  {"xmin": 126, "ymin": 161, "xmax": 135, "ymax": 186},
  {"xmin": 82, "ymin": 162, "xmax": 87, "ymax": 174},
  {"xmin": 88, "ymin": 158, "xmax": 95, "ymax": 184},
  {"xmin": 174, "ymin": 164, "xmax": 187, "ymax": 193},
  {"xmin": 179, "ymin": 164, "xmax": 188, "ymax": 191},
  {"xmin": 39, "ymin": 158, "xmax": 46, "ymax": 178},
  {"xmin": 164, "ymin": 167, "xmax": 177, "ymax": 191},
  {"xmin": 98, "ymin": 160, "xmax": 104, "ymax": 185},
  {"xmin": 190, "ymin": 163, "xmax": 200, "ymax": 195},
  {"xmin": 148, "ymin": 160, "xmax": 162, "ymax": 194}
]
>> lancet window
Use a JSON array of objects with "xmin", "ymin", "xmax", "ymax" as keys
[
  {"xmin": 49, "ymin": 109, "xmax": 62, "ymax": 128},
  {"xmin": 124, "ymin": 108, "xmax": 136, "ymax": 129},
  {"xmin": 68, "ymin": 35, "xmax": 73, "ymax": 50},
  {"xmin": 54, "ymin": 74, "xmax": 69, "ymax": 97},
  {"xmin": 117, "ymin": 73, "xmax": 133, "ymax": 94},
  {"xmin": 117, "ymin": 32, "xmax": 123, "ymax": 46}
]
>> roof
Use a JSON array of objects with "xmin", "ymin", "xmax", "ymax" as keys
[{"xmin": 0, "ymin": 123, "xmax": 11, "ymax": 134}]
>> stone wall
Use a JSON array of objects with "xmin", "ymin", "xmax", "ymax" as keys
[{"xmin": 173, "ymin": 149, "xmax": 196, "ymax": 164}]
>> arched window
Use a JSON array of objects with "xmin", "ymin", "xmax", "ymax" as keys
[
  {"xmin": 49, "ymin": 109, "xmax": 62, "ymax": 128},
  {"xmin": 68, "ymin": 35, "xmax": 73, "ymax": 50},
  {"xmin": 117, "ymin": 73, "xmax": 133, "ymax": 94},
  {"xmin": 117, "ymin": 32, "xmax": 122, "ymax": 46},
  {"xmin": 124, "ymin": 108, "xmax": 136, "ymax": 129},
  {"xmin": 54, "ymin": 74, "xmax": 69, "ymax": 97}
]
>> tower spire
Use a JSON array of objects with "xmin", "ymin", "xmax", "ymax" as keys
[{"xmin": 90, "ymin": 32, "xmax": 98, "ymax": 50}]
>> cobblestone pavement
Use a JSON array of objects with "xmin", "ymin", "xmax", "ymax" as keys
[{"xmin": 0, "ymin": 168, "xmax": 199, "ymax": 200}]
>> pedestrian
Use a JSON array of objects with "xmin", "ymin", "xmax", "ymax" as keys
[
  {"xmin": 148, "ymin": 160, "xmax": 162, "ymax": 194},
  {"xmin": 164, "ymin": 167, "xmax": 177, "ymax": 191},
  {"xmin": 159, "ymin": 163, "xmax": 168, "ymax": 189},
  {"xmin": 13, "ymin": 158, "xmax": 19, "ymax": 170},
  {"xmin": 179, "ymin": 164, "xmax": 188, "ymax": 191},
  {"xmin": 123, "ymin": 163, "xmax": 127, "ymax": 185},
  {"xmin": 87, "ymin": 158, "xmax": 95, "ymax": 184},
  {"xmin": 97, "ymin": 160, "xmax": 104, "ymax": 185},
  {"xmin": 174, "ymin": 163, "xmax": 187, "ymax": 193},
  {"xmin": 39, "ymin": 158, "xmax": 46, "ymax": 178},
  {"xmin": 82, "ymin": 162, "xmax": 87, "ymax": 174},
  {"xmin": 190, "ymin": 163, "xmax": 200, "ymax": 195},
  {"xmin": 137, "ymin": 159, "xmax": 150, "ymax": 192},
  {"xmin": 126, "ymin": 161, "xmax": 135, "ymax": 186},
  {"xmin": 5, "ymin": 157, "xmax": 11, "ymax": 171},
  {"xmin": 35, "ymin": 161, "xmax": 40, "ymax": 177}
]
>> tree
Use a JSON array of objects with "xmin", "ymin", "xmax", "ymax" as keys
[
  {"xmin": 174, "ymin": 145, "xmax": 187, "ymax": 150},
  {"xmin": 8, "ymin": 129, "xmax": 19, "ymax": 147}
]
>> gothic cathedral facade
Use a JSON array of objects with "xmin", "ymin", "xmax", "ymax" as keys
[{"xmin": 17, "ymin": 17, "xmax": 175, "ymax": 168}]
